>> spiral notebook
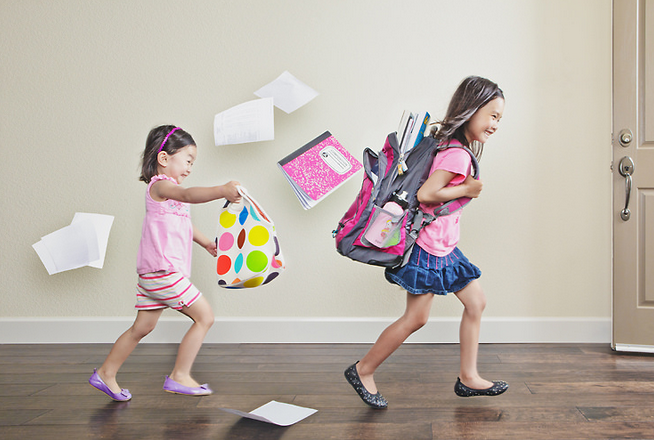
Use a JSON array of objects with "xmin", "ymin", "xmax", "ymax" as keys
[{"xmin": 278, "ymin": 131, "xmax": 362, "ymax": 209}]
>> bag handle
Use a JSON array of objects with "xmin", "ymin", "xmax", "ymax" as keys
[
  {"xmin": 362, "ymin": 147, "xmax": 380, "ymax": 184},
  {"xmin": 231, "ymin": 186, "xmax": 273, "ymax": 224}
]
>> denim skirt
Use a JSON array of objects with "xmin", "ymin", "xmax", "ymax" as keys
[{"xmin": 384, "ymin": 245, "xmax": 481, "ymax": 295}]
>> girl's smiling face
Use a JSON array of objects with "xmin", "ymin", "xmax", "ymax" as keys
[
  {"xmin": 159, "ymin": 144, "xmax": 197, "ymax": 184},
  {"xmin": 464, "ymin": 97, "xmax": 505, "ymax": 144}
]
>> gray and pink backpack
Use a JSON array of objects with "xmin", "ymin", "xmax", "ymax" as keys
[{"xmin": 333, "ymin": 132, "xmax": 479, "ymax": 269}]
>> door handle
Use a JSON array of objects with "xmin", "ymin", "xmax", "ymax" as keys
[{"xmin": 618, "ymin": 156, "xmax": 635, "ymax": 221}]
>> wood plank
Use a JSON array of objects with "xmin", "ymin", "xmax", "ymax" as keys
[
  {"xmin": 526, "ymin": 381, "xmax": 654, "ymax": 394},
  {"xmin": 0, "ymin": 409, "xmax": 50, "ymax": 426},
  {"xmin": 578, "ymin": 406, "xmax": 654, "ymax": 422},
  {"xmin": 1, "ymin": 421, "xmax": 435, "ymax": 440},
  {"xmin": 432, "ymin": 421, "xmax": 654, "ymax": 440}
]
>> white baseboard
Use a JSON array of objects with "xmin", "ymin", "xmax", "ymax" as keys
[
  {"xmin": 0, "ymin": 317, "xmax": 610, "ymax": 344},
  {"xmin": 614, "ymin": 344, "xmax": 654, "ymax": 353}
]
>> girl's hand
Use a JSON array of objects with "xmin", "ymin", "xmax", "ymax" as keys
[
  {"xmin": 193, "ymin": 225, "xmax": 217, "ymax": 256},
  {"xmin": 462, "ymin": 175, "xmax": 483, "ymax": 198},
  {"xmin": 222, "ymin": 181, "xmax": 242, "ymax": 203},
  {"xmin": 205, "ymin": 240, "xmax": 218, "ymax": 257}
]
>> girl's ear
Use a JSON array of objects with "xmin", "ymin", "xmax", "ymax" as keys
[{"xmin": 157, "ymin": 151, "xmax": 168, "ymax": 167}]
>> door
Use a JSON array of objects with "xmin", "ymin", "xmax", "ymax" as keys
[{"xmin": 613, "ymin": 0, "xmax": 654, "ymax": 352}]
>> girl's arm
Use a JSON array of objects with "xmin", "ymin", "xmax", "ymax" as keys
[
  {"xmin": 151, "ymin": 180, "xmax": 241, "ymax": 204},
  {"xmin": 417, "ymin": 170, "xmax": 482, "ymax": 205},
  {"xmin": 194, "ymin": 225, "xmax": 217, "ymax": 257}
]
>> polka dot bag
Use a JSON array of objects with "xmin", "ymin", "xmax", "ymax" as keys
[{"xmin": 215, "ymin": 186, "xmax": 285, "ymax": 288}]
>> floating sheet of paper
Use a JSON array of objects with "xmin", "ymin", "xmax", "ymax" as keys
[
  {"xmin": 32, "ymin": 213, "xmax": 114, "ymax": 275},
  {"xmin": 220, "ymin": 401, "xmax": 317, "ymax": 426},
  {"xmin": 72, "ymin": 213, "xmax": 114, "ymax": 268},
  {"xmin": 214, "ymin": 97, "xmax": 274, "ymax": 146},
  {"xmin": 254, "ymin": 71, "xmax": 319, "ymax": 114}
]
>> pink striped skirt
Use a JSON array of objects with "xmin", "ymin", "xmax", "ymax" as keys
[{"xmin": 135, "ymin": 271, "xmax": 201, "ymax": 311}]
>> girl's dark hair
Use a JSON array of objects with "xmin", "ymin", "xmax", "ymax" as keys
[
  {"xmin": 430, "ymin": 76, "xmax": 504, "ymax": 160},
  {"xmin": 140, "ymin": 125, "xmax": 196, "ymax": 183}
]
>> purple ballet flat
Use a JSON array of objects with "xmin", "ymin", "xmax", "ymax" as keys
[
  {"xmin": 163, "ymin": 376, "xmax": 213, "ymax": 396},
  {"xmin": 89, "ymin": 369, "xmax": 132, "ymax": 401}
]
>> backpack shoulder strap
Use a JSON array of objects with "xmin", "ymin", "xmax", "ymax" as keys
[
  {"xmin": 435, "ymin": 143, "xmax": 479, "ymax": 179},
  {"xmin": 428, "ymin": 144, "xmax": 480, "ymax": 218}
]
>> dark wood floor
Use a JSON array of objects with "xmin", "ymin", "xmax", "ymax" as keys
[{"xmin": 2, "ymin": 343, "xmax": 654, "ymax": 439}]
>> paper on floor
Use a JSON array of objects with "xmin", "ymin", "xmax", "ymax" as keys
[{"xmin": 220, "ymin": 400, "xmax": 317, "ymax": 426}]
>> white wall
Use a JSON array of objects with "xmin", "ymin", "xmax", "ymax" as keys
[{"xmin": 0, "ymin": 0, "xmax": 612, "ymax": 343}]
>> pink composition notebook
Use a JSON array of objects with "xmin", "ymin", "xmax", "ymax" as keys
[{"xmin": 278, "ymin": 131, "xmax": 362, "ymax": 209}]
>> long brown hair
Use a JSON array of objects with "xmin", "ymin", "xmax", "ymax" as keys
[{"xmin": 430, "ymin": 76, "xmax": 504, "ymax": 160}]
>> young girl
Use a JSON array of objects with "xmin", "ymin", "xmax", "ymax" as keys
[
  {"xmin": 89, "ymin": 125, "xmax": 241, "ymax": 401},
  {"xmin": 344, "ymin": 76, "xmax": 508, "ymax": 408}
]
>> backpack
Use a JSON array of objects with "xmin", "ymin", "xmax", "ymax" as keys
[{"xmin": 333, "ymin": 132, "xmax": 479, "ymax": 269}]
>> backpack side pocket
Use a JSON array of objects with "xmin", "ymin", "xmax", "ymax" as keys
[{"xmin": 360, "ymin": 205, "xmax": 407, "ymax": 249}]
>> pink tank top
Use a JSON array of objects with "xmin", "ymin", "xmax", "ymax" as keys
[{"xmin": 136, "ymin": 175, "xmax": 193, "ymax": 277}]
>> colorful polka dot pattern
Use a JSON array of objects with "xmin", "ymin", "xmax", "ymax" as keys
[{"xmin": 216, "ymin": 194, "xmax": 285, "ymax": 289}]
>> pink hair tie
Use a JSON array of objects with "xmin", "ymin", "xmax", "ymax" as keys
[{"xmin": 158, "ymin": 127, "xmax": 181, "ymax": 153}]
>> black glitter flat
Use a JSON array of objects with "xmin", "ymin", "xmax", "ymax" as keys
[
  {"xmin": 344, "ymin": 362, "xmax": 388, "ymax": 409},
  {"xmin": 454, "ymin": 377, "xmax": 509, "ymax": 397}
]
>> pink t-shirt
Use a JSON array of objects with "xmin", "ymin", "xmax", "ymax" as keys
[
  {"xmin": 136, "ymin": 175, "xmax": 193, "ymax": 278},
  {"xmin": 415, "ymin": 144, "xmax": 473, "ymax": 257}
]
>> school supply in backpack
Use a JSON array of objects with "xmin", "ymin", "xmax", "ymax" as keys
[
  {"xmin": 333, "ymin": 130, "xmax": 479, "ymax": 269},
  {"xmin": 397, "ymin": 110, "xmax": 431, "ymax": 157},
  {"xmin": 278, "ymin": 131, "xmax": 363, "ymax": 209},
  {"xmin": 216, "ymin": 186, "xmax": 285, "ymax": 288}
]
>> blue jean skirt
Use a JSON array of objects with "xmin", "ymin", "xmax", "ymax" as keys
[{"xmin": 384, "ymin": 245, "xmax": 481, "ymax": 295}]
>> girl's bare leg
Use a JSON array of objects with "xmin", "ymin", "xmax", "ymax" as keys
[
  {"xmin": 357, "ymin": 292, "xmax": 434, "ymax": 393},
  {"xmin": 97, "ymin": 309, "xmax": 164, "ymax": 393},
  {"xmin": 168, "ymin": 296, "xmax": 215, "ymax": 388},
  {"xmin": 454, "ymin": 279, "xmax": 493, "ymax": 389}
]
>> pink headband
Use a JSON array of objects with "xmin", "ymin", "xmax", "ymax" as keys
[{"xmin": 158, "ymin": 127, "xmax": 181, "ymax": 153}]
